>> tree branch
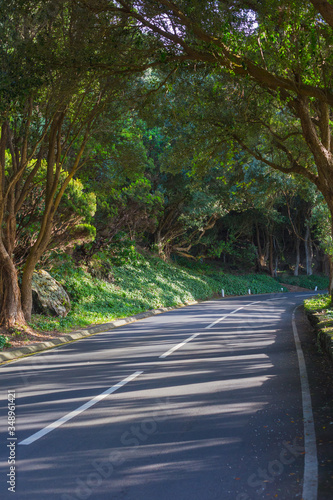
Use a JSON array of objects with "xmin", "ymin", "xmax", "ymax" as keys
[
  {"xmin": 310, "ymin": 0, "xmax": 333, "ymax": 28},
  {"xmin": 232, "ymin": 133, "xmax": 320, "ymax": 187}
]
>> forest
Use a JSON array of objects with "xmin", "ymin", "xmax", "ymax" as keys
[{"xmin": 1, "ymin": 0, "xmax": 333, "ymax": 334}]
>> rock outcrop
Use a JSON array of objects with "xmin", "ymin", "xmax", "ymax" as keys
[{"xmin": 32, "ymin": 270, "xmax": 71, "ymax": 317}]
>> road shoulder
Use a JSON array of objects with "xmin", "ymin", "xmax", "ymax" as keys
[{"xmin": 0, "ymin": 303, "xmax": 199, "ymax": 364}]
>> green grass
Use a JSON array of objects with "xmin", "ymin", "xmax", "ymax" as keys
[
  {"xmin": 304, "ymin": 294, "xmax": 332, "ymax": 313},
  {"xmin": 304, "ymin": 294, "xmax": 333, "ymax": 344},
  {"xmin": 276, "ymin": 273, "xmax": 329, "ymax": 290},
  {"xmin": 29, "ymin": 254, "xmax": 288, "ymax": 332}
]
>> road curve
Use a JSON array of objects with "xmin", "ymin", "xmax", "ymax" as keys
[{"xmin": 0, "ymin": 292, "xmax": 326, "ymax": 499}]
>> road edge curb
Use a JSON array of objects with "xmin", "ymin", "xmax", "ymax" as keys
[{"xmin": 0, "ymin": 301, "xmax": 201, "ymax": 364}]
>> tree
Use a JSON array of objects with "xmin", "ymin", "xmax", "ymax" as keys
[
  {"xmin": 140, "ymin": 65, "xmax": 326, "ymax": 274},
  {"xmin": 0, "ymin": 1, "xmax": 154, "ymax": 327},
  {"xmin": 94, "ymin": 0, "xmax": 333, "ymax": 292},
  {"xmin": 14, "ymin": 172, "xmax": 96, "ymax": 267},
  {"xmin": 76, "ymin": 115, "xmax": 164, "ymax": 258},
  {"xmin": 311, "ymin": 195, "xmax": 333, "ymax": 275},
  {"xmin": 152, "ymin": 179, "xmax": 228, "ymax": 259}
]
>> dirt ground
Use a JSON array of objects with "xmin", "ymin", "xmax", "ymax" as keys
[
  {"xmin": 279, "ymin": 283, "xmax": 312, "ymax": 293},
  {"xmin": 0, "ymin": 324, "xmax": 75, "ymax": 350}
]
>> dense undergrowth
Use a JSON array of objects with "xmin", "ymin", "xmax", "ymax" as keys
[
  {"xmin": 276, "ymin": 274, "xmax": 329, "ymax": 290},
  {"xmin": 29, "ymin": 251, "xmax": 288, "ymax": 332}
]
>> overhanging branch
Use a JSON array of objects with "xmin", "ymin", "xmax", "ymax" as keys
[{"xmin": 232, "ymin": 134, "xmax": 320, "ymax": 187}]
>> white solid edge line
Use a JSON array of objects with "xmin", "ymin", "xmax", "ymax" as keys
[
  {"xmin": 19, "ymin": 370, "xmax": 144, "ymax": 446},
  {"xmin": 159, "ymin": 333, "xmax": 200, "ymax": 359},
  {"xmin": 292, "ymin": 308, "xmax": 318, "ymax": 500}
]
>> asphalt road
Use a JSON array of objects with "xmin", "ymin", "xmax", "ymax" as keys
[{"xmin": 1, "ymin": 292, "xmax": 333, "ymax": 500}]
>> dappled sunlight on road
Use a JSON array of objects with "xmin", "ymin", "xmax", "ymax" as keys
[{"xmin": 0, "ymin": 295, "xmax": 306, "ymax": 499}]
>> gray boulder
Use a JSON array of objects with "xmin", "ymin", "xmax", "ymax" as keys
[{"xmin": 31, "ymin": 270, "xmax": 71, "ymax": 317}]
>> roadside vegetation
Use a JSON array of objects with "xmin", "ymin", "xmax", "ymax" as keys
[
  {"xmin": 304, "ymin": 294, "xmax": 333, "ymax": 360},
  {"xmin": 304, "ymin": 295, "xmax": 332, "ymax": 313},
  {"xmin": 277, "ymin": 275, "xmax": 329, "ymax": 291},
  {"xmin": 27, "ymin": 250, "xmax": 287, "ymax": 333},
  {"xmin": 1, "ymin": 2, "xmax": 333, "ymax": 334}
]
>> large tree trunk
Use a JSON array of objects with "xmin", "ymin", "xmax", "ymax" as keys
[
  {"xmin": 304, "ymin": 224, "xmax": 313, "ymax": 276},
  {"xmin": 294, "ymin": 236, "xmax": 300, "ymax": 276},
  {"xmin": 322, "ymin": 203, "xmax": 333, "ymax": 300},
  {"xmin": 21, "ymin": 262, "xmax": 35, "ymax": 323},
  {"xmin": 154, "ymin": 230, "xmax": 166, "ymax": 260},
  {"xmin": 324, "ymin": 226, "xmax": 333, "ymax": 300},
  {"xmin": 255, "ymin": 222, "xmax": 266, "ymax": 270},
  {"xmin": 21, "ymin": 223, "xmax": 52, "ymax": 322},
  {"xmin": 0, "ymin": 245, "xmax": 26, "ymax": 328},
  {"xmin": 328, "ymin": 255, "xmax": 333, "ymax": 299},
  {"xmin": 269, "ymin": 233, "xmax": 274, "ymax": 277}
]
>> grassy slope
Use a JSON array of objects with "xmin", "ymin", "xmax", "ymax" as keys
[
  {"xmin": 276, "ymin": 274, "xmax": 329, "ymax": 290},
  {"xmin": 29, "ymin": 253, "xmax": 287, "ymax": 332}
]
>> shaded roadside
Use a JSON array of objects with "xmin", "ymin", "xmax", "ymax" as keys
[{"xmin": 305, "ymin": 295, "xmax": 333, "ymax": 363}]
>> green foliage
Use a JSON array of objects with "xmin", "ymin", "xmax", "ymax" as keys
[
  {"xmin": 15, "ymin": 170, "xmax": 97, "ymax": 265},
  {"xmin": 216, "ymin": 273, "xmax": 287, "ymax": 296},
  {"xmin": 311, "ymin": 201, "xmax": 333, "ymax": 257},
  {"xmin": 276, "ymin": 274, "xmax": 329, "ymax": 290},
  {"xmin": 205, "ymin": 233, "xmax": 257, "ymax": 267},
  {"xmin": 29, "ymin": 253, "xmax": 287, "ymax": 332},
  {"xmin": 85, "ymin": 122, "xmax": 165, "ymax": 245},
  {"xmin": 0, "ymin": 335, "xmax": 11, "ymax": 350},
  {"xmin": 304, "ymin": 294, "xmax": 332, "ymax": 313},
  {"xmin": 109, "ymin": 240, "xmax": 145, "ymax": 267}
]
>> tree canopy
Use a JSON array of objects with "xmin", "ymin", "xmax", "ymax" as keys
[{"xmin": 1, "ymin": 0, "xmax": 333, "ymax": 329}]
